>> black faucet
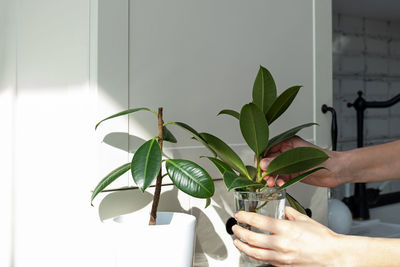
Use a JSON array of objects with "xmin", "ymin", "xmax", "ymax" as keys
[{"xmin": 347, "ymin": 91, "xmax": 400, "ymax": 220}]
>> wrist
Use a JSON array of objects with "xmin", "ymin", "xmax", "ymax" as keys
[
  {"xmin": 322, "ymin": 150, "xmax": 349, "ymax": 187},
  {"xmin": 331, "ymin": 150, "xmax": 354, "ymax": 186},
  {"xmin": 334, "ymin": 234, "xmax": 354, "ymax": 266}
]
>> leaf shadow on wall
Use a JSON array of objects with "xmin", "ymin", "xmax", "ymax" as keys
[
  {"xmin": 103, "ymin": 132, "xmax": 172, "ymax": 158},
  {"xmin": 103, "ymin": 132, "xmax": 145, "ymax": 153},
  {"xmin": 98, "ymin": 189, "xmax": 153, "ymax": 221}
]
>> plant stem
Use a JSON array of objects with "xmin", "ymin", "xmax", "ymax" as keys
[
  {"xmin": 256, "ymin": 154, "xmax": 262, "ymax": 183},
  {"xmin": 149, "ymin": 107, "xmax": 164, "ymax": 225}
]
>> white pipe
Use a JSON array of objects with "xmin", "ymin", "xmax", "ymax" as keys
[
  {"xmin": 379, "ymin": 181, "xmax": 391, "ymax": 192},
  {"xmin": 344, "ymin": 183, "xmax": 351, "ymax": 198}
]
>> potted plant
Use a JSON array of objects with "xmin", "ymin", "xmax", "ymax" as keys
[
  {"xmin": 91, "ymin": 65, "xmax": 329, "ymax": 266},
  {"xmin": 92, "ymin": 108, "xmax": 214, "ymax": 267}
]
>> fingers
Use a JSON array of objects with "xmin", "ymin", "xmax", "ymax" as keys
[
  {"xmin": 259, "ymin": 151, "xmax": 280, "ymax": 170},
  {"xmin": 266, "ymin": 176, "xmax": 276, "ymax": 187},
  {"xmin": 285, "ymin": 206, "xmax": 313, "ymax": 223},
  {"xmin": 235, "ymin": 211, "xmax": 289, "ymax": 234},
  {"xmin": 265, "ymin": 176, "xmax": 286, "ymax": 187},
  {"xmin": 232, "ymin": 224, "xmax": 273, "ymax": 249},
  {"xmin": 233, "ymin": 238, "xmax": 281, "ymax": 264},
  {"xmin": 259, "ymin": 157, "xmax": 272, "ymax": 170},
  {"xmin": 276, "ymin": 179, "xmax": 285, "ymax": 187}
]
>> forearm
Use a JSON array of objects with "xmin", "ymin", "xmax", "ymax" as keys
[
  {"xmin": 336, "ymin": 140, "xmax": 400, "ymax": 184},
  {"xmin": 338, "ymin": 234, "xmax": 400, "ymax": 266}
]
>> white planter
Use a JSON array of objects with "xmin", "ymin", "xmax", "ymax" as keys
[{"xmin": 106, "ymin": 212, "xmax": 196, "ymax": 267}]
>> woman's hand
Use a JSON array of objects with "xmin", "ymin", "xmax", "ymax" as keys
[
  {"xmin": 232, "ymin": 207, "xmax": 343, "ymax": 266},
  {"xmin": 261, "ymin": 136, "xmax": 342, "ymax": 188}
]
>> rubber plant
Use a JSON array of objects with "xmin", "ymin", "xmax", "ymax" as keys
[{"xmin": 91, "ymin": 65, "xmax": 329, "ymax": 224}]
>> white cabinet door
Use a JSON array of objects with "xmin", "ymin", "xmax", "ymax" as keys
[
  {"xmin": 127, "ymin": 0, "xmax": 332, "ymax": 160},
  {"xmin": 97, "ymin": 0, "xmax": 332, "ymax": 174}
]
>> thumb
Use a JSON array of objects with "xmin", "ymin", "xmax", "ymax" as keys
[
  {"xmin": 260, "ymin": 157, "xmax": 273, "ymax": 170},
  {"xmin": 285, "ymin": 206, "xmax": 310, "ymax": 222}
]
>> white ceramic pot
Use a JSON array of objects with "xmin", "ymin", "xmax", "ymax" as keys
[{"xmin": 106, "ymin": 212, "xmax": 196, "ymax": 267}]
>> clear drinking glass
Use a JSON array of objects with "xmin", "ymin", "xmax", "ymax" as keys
[{"xmin": 234, "ymin": 188, "xmax": 286, "ymax": 266}]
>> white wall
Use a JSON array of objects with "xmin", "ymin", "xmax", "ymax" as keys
[
  {"xmin": 4, "ymin": 0, "xmax": 115, "ymax": 266},
  {"xmin": 0, "ymin": 0, "xmax": 16, "ymax": 265}
]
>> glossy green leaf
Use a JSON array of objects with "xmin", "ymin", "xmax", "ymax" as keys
[
  {"xmin": 202, "ymin": 156, "xmax": 233, "ymax": 176},
  {"xmin": 279, "ymin": 167, "xmax": 326, "ymax": 190},
  {"xmin": 163, "ymin": 126, "xmax": 177, "ymax": 143},
  {"xmin": 246, "ymin": 165, "xmax": 257, "ymax": 180},
  {"xmin": 167, "ymin": 122, "xmax": 217, "ymax": 157},
  {"xmin": 200, "ymin": 133, "xmax": 250, "ymax": 179},
  {"xmin": 91, "ymin": 163, "xmax": 131, "ymax": 205},
  {"xmin": 252, "ymin": 66, "xmax": 277, "ymax": 114},
  {"xmin": 166, "ymin": 159, "xmax": 214, "ymax": 198},
  {"xmin": 265, "ymin": 123, "xmax": 317, "ymax": 155},
  {"xmin": 240, "ymin": 103, "xmax": 269, "ymax": 156},
  {"xmin": 131, "ymin": 138, "xmax": 161, "ymax": 192},
  {"xmin": 205, "ymin": 198, "xmax": 211, "ymax": 208},
  {"xmin": 223, "ymin": 171, "xmax": 262, "ymax": 191},
  {"xmin": 266, "ymin": 86, "xmax": 301, "ymax": 124},
  {"xmin": 217, "ymin": 109, "xmax": 240, "ymax": 120},
  {"xmin": 95, "ymin": 108, "xmax": 156, "ymax": 130},
  {"xmin": 286, "ymin": 193, "xmax": 306, "ymax": 215},
  {"xmin": 266, "ymin": 147, "xmax": 329, "ymax": 175}
]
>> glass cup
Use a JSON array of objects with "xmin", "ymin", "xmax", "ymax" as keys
[{"xmin": 234, "ymin": 188, "xmax": 286, "ymax": 266}]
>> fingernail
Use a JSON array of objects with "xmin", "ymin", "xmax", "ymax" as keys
[
  {"xmin": 234, "ymin": 211, "xmax": 240, "ymax": 219},
  {"xmin": 231, "ymin": 224, "xmax": 236, "ymax": 232}
]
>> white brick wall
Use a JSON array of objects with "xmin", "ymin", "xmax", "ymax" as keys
[
  {"xmin": 333, "ymin": 13, "xmax": 400, "ymax": 195},
  {"xmin": 389, "ymin": 59, "xmax": 400, "ymax": 75},
  {"xmin": 340, "ymin": 15, "xmax": 363, "ymax": 34},
  {"xmin": 365, "ymin": 19, "xmax": 388, "ymax": 36},
  {"xmin": 366, "ymin": 57, "xmax": 388, "ymax": 74},
  {"xmin": 390, "ymin": 82, "xmax": 400, "ymax": 116},
  {"xmin": 390, "ymin": 40, "xmax": 400, "ymax": 56},
  {"xmin": 390, "ymin": 21, "xmax": 400, "ymax": 39},
  {"xmin": 341, "ymin": 56, "xmax": 365, "ymax": 72},
  {"xmin": 366, "ymin": 38, "xmax": 387, "ymax": 55},
  {"xmin": 333, "ymin": 13, "xmax": 400, "ymax": 147}
]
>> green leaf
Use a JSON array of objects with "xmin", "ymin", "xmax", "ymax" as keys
[
  {"xmin": 202, "ymin": 156, "xmax": 233, "ymax": 176},
  {"xmin": 91, "ymin": 163, "xmax": 131, "ymax": 205},
  {"xmin": 266, "ymin": 147, "xmax": 329, "ymax": 175},
  {"xmin": 252, "ymin": 66, "xmax": 277, "ymax": 114},
  {"xmin": 246, "ymin": 165, "xmax": 257, "ymax": 180},
  {"xmin": 239, "ymin": 103, "xmax": 269, "ymax": 156},
  {"xmin": 131, "ymin": 138, "xmax": 161, "ymax": 192},
  {"xmin": 205, "ymin": 198, "xmax": 211, "ymax": 208},
  {"xmin": 167, "ymin": 122, "xmax": 217, "ymax": 157},
  {"xmin": 286, "ymin": 193, "xmax": 306, "ymax": 215},
  {"xmin": 279, "ymin": 167, "xmax": 326, "ymax": 190},
  {"xmin": 163, "ymin": 126, "xmax": 177, "ymax": 143},
  {"xmin": 223, "ymin": 171, "xmax": 263, "ymax": 191},
  {"xmin": 95, "ymin": 108, "xmax": 156, "ymax": 130},
  {"xmin": 199, "ymin": 133, "xmax": 250, "ymax": 179},
  {"xmin": 265, "ymin": 123, "xmax": 317, "ymax": 155},
  {"xmin": 166, "ymin": 159, "xmax": 214, "ymax": 198},
  {"xmin": 217, "ymin": 109, "xmax": 240, "ymax": 120},
  {"xmin": 266, "ymin": 86, "xmax": 302, "ymax": 124}
]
